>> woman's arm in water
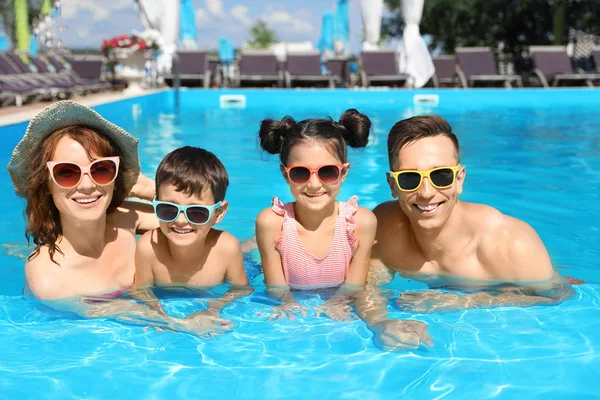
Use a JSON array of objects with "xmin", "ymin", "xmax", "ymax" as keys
[{"xmin": 25, "ymin": 253, "xmax": 232, "ymax": 337}]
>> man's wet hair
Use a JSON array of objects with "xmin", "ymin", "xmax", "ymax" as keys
[{"xmin": 387, "ymin": 115, "xmax": 460, "ymax": 169}]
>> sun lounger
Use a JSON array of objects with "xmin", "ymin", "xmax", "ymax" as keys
[
  {"xmin": 455, "ymin": 47, "xmax": 522, "ymax": 88},
  {"xmin": 235, "ymin": 50, "xmax": 282, "ymax": 88},
  {"xmin": 44, "ymin": 55, "xmax": 111, "ymax": 92},
  {"xmin": 593, "ymin": 47, "xmax": 600, "ymax": 72},
  {"xmin": 0, "ymin": 53, "xmax": 62, "ymax": 100},
  {"xmin": 432, "ymin": 55, "xmax": 458, "ymax": 87},
  {"xmin": 4, "ymin": 52, "xmax": 77, "ymax": 95},
  {"xmin": 0, "ymin": 79, "xmax": 44, "ymax": 106},
  {"xmin": 167, "ymin": 50, "xmax": 211, "ymax": 88},
  {"xmin": 325, "ymin": 56, "xmax": 354, "ymax": 88},
  {"xmin": 529, "ymin": 46, "xmax": 600, "ymax": 88},
  {"xmin": 359, "ymin": 50, "xmax": 408, "ymax": 88},
  {"xmin": 284, "ymin": 51, "xmax": 337, "ymax": 88}
]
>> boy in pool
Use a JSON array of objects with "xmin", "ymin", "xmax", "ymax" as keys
[{"xmin": 134, "ymin": 146, "xmax": 250, "ymax": 318}]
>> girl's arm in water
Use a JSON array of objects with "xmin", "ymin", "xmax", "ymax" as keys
[
  {"xmin": 315, "ymin": 207, "xmax": 377, "ymax": 321},
  {"xmin": 256, "ymin": 207, "xmax": 307, "ymax": 320}
]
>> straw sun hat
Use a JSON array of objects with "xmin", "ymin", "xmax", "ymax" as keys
[{"xmin": 7, "ymin": 100, "xmax": 141, "ymax": 198}]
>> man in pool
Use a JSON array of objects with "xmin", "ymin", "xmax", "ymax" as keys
[{"xmin": 367, "ymin": 115, "xmax": 573, "ymax": 313}]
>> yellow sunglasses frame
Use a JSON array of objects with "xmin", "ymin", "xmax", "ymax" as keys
[{"xmin": 388, "ymin": 164, "xmax": 462, "ymax": 192}]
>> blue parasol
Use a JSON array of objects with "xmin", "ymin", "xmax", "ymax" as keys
[
  {"xmin": 333, "ymin": 0, "xmax": 349, "ymax": 54},
  {"xmin": 219, "ymin": 36, "xmax": 234, "ymax": 64},
  {"xmin": 318, "ymin": 11, "xmax": 334, "ymax": 54},
  {"xmin": 179, "ymin": 0, "xmax": 197, "ymax": 48}
]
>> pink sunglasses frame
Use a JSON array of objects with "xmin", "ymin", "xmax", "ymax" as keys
[
  {"xmin": 46, "ymin": 156, "xmax": 120, "ymax": 188},
  {"xmin": 282, "ymin": 163, "xmax": 350, "ymax": 185}
]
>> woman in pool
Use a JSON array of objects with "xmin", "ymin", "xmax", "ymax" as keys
[{"xmin": 8, "ymin": 100, "xmax": 230, "ymax": 336}]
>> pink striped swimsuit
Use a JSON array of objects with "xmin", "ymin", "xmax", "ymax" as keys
[{"xmin": 272, "ymin": 196, "xmax": 359, "ymax": 290}]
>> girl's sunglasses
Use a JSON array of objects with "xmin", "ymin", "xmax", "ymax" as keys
[
  {"xmin": 388, "ymin": 165, "xmax": 461, "ymax": 192},
  {"xmin": 152, "ymin": 198, "xmax": 222, "ymax": 225},
  {"xmin": 283, "ymin": 164, "xmax": 348, "ymax": 185},
  {"xmin": 47, "ymin": 157, "xmax": 120, "ymax": 189}
]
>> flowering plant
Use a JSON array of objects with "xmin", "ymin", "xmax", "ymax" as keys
[{"xmin": 101, "ymin": 31, "xmax": 161, "ymax": 56}]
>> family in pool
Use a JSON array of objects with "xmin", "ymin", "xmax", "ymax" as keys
[{"xmin": 7, "ymin": 100, "xmax": 574, "ymax": 351}]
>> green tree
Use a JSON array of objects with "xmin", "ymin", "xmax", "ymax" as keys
[
  {"xmin": 0, "ymin": 0, "xmax": 45, "ymax": 48},
  {"xmin": 382, "ymin": 0, "xmax": 599, "ymax": 55},
  {"xmin": 247, "ymin": 19, "xmax": 277, "ymax": 49}
]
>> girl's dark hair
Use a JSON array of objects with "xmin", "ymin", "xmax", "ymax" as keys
[{"xmin": 258, "ymin": 109, "xmax": 371, "ymax": 165}]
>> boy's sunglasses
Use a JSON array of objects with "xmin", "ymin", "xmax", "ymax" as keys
[
  {"xmin": 47, "ymin": 157, "xmax": 120, "ymax": 189},
  {"xmin": 388, "ymin": 165, "xmax": 461, "ymax": 192},
  {"xmin": 283, "ymin": 164, "xmax": 348, "ymax": 185},
  {"xmin": 152, "ymin": 198, "xmax": 222, "ymax": 225}
]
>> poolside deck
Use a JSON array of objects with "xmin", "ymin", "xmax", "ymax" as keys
[{"xmin": 0, "ymin": 87, "xmax": 168, "ymax": 127}]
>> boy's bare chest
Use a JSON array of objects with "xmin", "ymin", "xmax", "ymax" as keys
[{"xmin": 153, "ymin": 255, "xmax": 227, "ymax": 286}]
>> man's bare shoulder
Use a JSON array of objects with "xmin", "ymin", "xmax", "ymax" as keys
[
  {"xmin": 373, "ymin": 200, "xmax": 409, "ymax": 221},
  {"xmin": 372, "ymin": 201, "xmax": 409, "ymax": 237},
  {"xmin": 25, "ymin": 248, "xmax": 63, "ymax": 300},
  {"xmin": 467, "ymin": 202, "xmax": 553, "ymax": 280},
  {"xmin": 462, "ymin": 202, "xmax": 531, "ymax": 241}
]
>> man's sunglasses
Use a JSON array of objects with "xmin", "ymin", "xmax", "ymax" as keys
[
  {"xmin": 47, "ymin": 157, "xmax": 120, "ymax": 189},
  {"xmin": 152, "ymin": 198, "xmax": 222, "ymax": 225},
  {"xmin": 388, "ymin": 165, "xmax": 461, "ymax": 192},
  {"xmin": 283, "ymin": 164, "xmax": 348, "ymax": 185}
]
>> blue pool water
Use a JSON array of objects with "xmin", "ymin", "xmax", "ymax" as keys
[{"xmin": 0, "ymin": 89, "xmax": 599, "ymax": 398}]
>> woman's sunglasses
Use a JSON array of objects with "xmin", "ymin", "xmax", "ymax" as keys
[
  {"xmin": 283, "ymin": 164, "xmax": 348, "ymax": 185},
  {"xmin": 47, "ymin": 157, "xmax": 120, "ymax": 189},
  {"xmin": 152, "ymin": 198, "xmax": 222, "ymax": 225},
  {"xmin": 388, "ymin": 165, "xmax": 461, "ymax": 192}
]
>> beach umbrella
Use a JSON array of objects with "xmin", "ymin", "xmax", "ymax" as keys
[
  {"xmin": 219, "ymin": 36, "xmax": 234, "ymax": 64},
  {"xmin": 179, "ymin": 0, "xmax": 198, "ymax": 49},
  {"xmin": 0, "ymin": 35, "xmax": 8, "ymax": 51},
  {"xmin": 398, "ymin": 0, "xmax": 434, "ymax": 87},
  {"xmin": 333, "ymin": 0, "xmax": 348, "ymax": 55},
  {"xmin": 318, "ymin": 11, "xmax": 334, "ymax": 57},
  {"xmin": 136, "ymin": 0, "xmax": 180, "ymax": 73},
  {"xmin": 360, "ymin": 0, "xmax": 383, "ymax": 50}
]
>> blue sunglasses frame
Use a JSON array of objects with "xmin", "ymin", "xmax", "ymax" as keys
[{"xmin": 152, "ymin": 197, "xmax": 222, "ymax": 225}]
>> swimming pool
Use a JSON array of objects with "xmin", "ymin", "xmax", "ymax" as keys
[{"xmin": 1, "ymin": 89, "xmax": 599, "ymax": 398}]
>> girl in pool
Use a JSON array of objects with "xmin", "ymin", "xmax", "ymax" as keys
[{"xmin": 255, "ymin": 109, "xmax": 377, "ymax": 320}]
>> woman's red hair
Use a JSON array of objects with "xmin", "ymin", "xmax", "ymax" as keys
[{"xmin": 25, "ymin": 126, "xmax": 131, "ymax": 264}]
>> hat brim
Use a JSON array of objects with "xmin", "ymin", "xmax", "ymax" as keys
[{"xmin": 7, "ymin": 100, "xmax": 141, "ymax": 198}]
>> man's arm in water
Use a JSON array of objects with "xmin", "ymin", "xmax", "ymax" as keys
[{"xmin": 397, "ymin": 217, "xmax": 574, "ymax": 313}]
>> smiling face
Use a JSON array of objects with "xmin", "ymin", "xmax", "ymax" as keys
[
  {"xmin": 283, "ymin": 140, "xmax": 349, "ymax": 211},
  {"xmin": 48, "ymin": 136, "xmax": 115, "ymax": 223},
  {"xmin": 156, "ymin": 183, "xmax": 227, "ymax": 247},
  {"xmin": 388, "ymin": 135, "xmax": 465, "ymax": 231}
]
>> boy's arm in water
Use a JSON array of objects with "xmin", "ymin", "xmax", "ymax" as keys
[
  {"xmin": 131, "ymin": 230, "xmax": 167, "ymax": 316},
  {"xmin": 185, "ymin": 235, "xmax": 254, "ymax": 318}
]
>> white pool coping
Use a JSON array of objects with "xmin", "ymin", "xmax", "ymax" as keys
[{"xmin": 0, "ymin": 87, "xmax": 168, "ymax": 128}]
